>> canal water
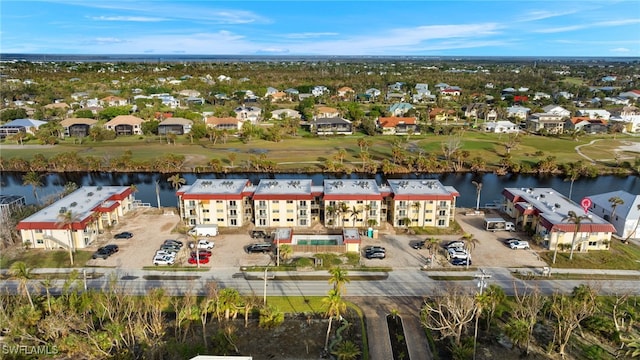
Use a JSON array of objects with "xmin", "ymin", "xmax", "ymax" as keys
[{"xmin": 1, "ymin": 172, "xmax": 638, "ymax": 209}]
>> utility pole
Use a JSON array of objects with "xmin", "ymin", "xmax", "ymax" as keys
[{"xmin": 473, "ymin": 269, "xmax": 491, "ymax": 360}]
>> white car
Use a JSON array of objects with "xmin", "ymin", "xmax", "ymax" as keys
[
  {"xmin": 155, "ymin": 250, "xmax": 177, "ymax": 258},
  {"xmin": 195, "ymin": 240, "xmax": 215, "ymax": 250},
  {"xmin": 153, "ymin": 255, "xmax": 175, "ymax": 266},
  {"xmin": 445, "ymin": 241, "xmax": 465, "ymax": 249},
  {"xmin": 447, "ymin": 248, "xmax": 469, "ymax": 259},
  {"xmin": 509, "ymin": 241, "xmax": 530, "ymax": 250}
]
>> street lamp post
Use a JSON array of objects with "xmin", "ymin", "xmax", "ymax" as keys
[
  {"xmin": 552, "ymin": 230, "xmax": 564, "ymax": 264},
  {"xmin": 263, "ymin": 263, "xmax": 270, "ymax": 306}
]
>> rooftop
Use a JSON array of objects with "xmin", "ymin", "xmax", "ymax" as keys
[
  {"xmin": 181, "ymin": 179, "xmax": 249, "ymax": 195},
  {"xmin": 323, "ymin": 179, "xmax": 380, "ymax": 196},
  {"xmin": 254, "ymin": 179, "xmax": 313, "ymax": 196}
]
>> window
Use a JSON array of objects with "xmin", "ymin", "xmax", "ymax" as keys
[
  {"xmin": 217, "ymin": 209, "xmax": 224, "ymax": 213},
  {"xmin": 204, "ymin": 218, "xmax": 211, "ymax": 222},
  {"xmin": 259, "ymin": 219, "xmax": 266, "ymax": 226},
  {"xmin": 190, "ymin": 219, "xmax": 196, "ymax": 225},
  {"xmin": 286, "ymin": 200, "xmax": 294, "ymax": 204},
  {"xmin": 287, "ymin": 218, "xmax": 294, "ymax": 222},
  {"xmin": 356, "ymin": 200, "xmax": 363, "ymax": 204},
  {"xmin": 216, "ymin": 200, "xmax": 223, "ymax": 203},
  {"xmin": 273, "ymin": 218, "xmax": 280, "ymax": 222},
  {"xmin": 273, "ymin": 209, "xmax": 280, "ymax": 214},
  {"xmin": 217, "ymin": 218, "xmax": 224, "ymax": 222},
  {"xmin": 35, "ymin": 229, "xmax": 43, "ymax": 234},
  {"xmin": 439, "ymin": 210, "xmax": 447, "ymax": 216},
  {"xmin": 36, "ymin": 239, "xmax": 44, "ymax": 244},
  {"xmin": 188, "ymin": 201, "xmax": 196, "ymax": 206},
  {"xmin": 272, "ymin": 200, "xmax": 279, "ymax": 204},
  {"xmin": 230, "ymin": 219, "xmax": 237, "ymax": 226},
  {"xmin": 230, "ymin": 210, "xmax": 237, "ymax": 216},
  {"xmin": 425, "ymin": 210, "xmax": 433, "ymax": 214},
  {"xmin": 203, "ymin": 209, "xmax": 209, "ymax": 213},
  {"xmin": 287, "ymin": 209, "xmax": 294, "ymax": 213},
  {"xmin": 437, "ymin": 219, "xmax": 446, "ymax": 226},
  {"xmin": 439, "ymin": 201, "xmax": 447, "ymax": 207},
  {"xmin": 300, "ymin": 200, "xmax": 307, "ymax": 206},
  {"xmin": 329, "ymin": 201, "xmax": 336, "ymax": 206},
  {"xmin": 398, "ymin": 210, "xmax": 406, "ymax": 217},
  {"xmin": 229, "ymin": 200, "xmax": 236, "ymax": 206},
  {"xmin": 259, "ymin": 200, "xmax": 266, "ymax": 207},
  {"xmin": 300, "ymin": 219, "xmax": 307, "ymax": 226}
]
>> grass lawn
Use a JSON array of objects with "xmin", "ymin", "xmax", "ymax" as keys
[
  {"xmin": 265, "ymin": 296, "xmax": 326, "ymax": 314},
  {"xmin": 538, "ymin": 240, "xmax": 640, "ymax": 270},
  {"xmin": 1, "ymin": 131, "xmax": 635, "ymax": 174},
  {"xmin": 0, "ymin": 249, "xmax": 93, "ymax": 269}
]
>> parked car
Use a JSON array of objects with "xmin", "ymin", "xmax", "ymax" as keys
[
  {"xmin": 163, "ymin": 239, "xmax": 184, "ymax": 248},
  {"xmin": 246, "ymin": 243, "xmax": 272, "ymax": 253},
  {"xmin": 188, "ymin": 255, "xmax": 210, "ymax": 264},
  {"xmin": 250, "ymin": 230, "xmax": 268, "ymax": 239},
  {"xmin": 447, "ymin": 248, "xmax": 469, "ymax": 259},
  {"xmin": 503, "ymin": 238, "xmax": 521, "ymax": 246},
  {"xmin": 114, "ymin": 231, "xmax": 133, "ymax": 239},
  {"xmin": 193, "ymin": 240, "xmax": 215, "ymax": 250},
  {"xmin": 92, "ymin": 245, "xmax": 119, "ymax": 259},
  {"xmin": 410, "ymin": 240, "xmax": 426, "ymax": 250},
  {"xmin": 153, "ymin": 255, "xmax": 175, "ymax": 266},
  {"xmin": 451, "ymin": 258, "xmax": 472, "ymax": 266},
  {"xmin": 155, "ymin": 250, "xmax": 177, "ymax": 258},
  {"xmin": 160, "ymin": 244, "xmax": 181, "ymax": 253},
  {"xmin": 365, "ymin": 251, "xmax": 386, "ymax": 260},
  {"xmin": 364, "ymin": 246, "xmax": 386, "ymax": 254},
  {"xmin": 191, "ymin": 249, "xmax": 212, "ymax": 258},
  {"xmin": 509, "ymin": 241, "xmax": 530, "ymax": 250},
  {"xmin": 445, "ymin": 241, "xmax": 465, "ymax": 249}
]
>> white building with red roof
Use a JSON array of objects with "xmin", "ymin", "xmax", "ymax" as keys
[
  {"xmin": 387, "ymin": 180, "xmax": 459, "ymax": 228},
  {"xmin": 252, "ymin": 179, "xmax": 321, "ymax": 228},
  {"xmin": 502, "ymin": 187, "xmax": 616, "ymax": 252},
  {"xmin": 323, "ymin": 179, "xmax": 386, "ymax": 228},
  {"xmin": 177, "ymin": 179, "xmax": 253, "ymax": 228},
  {"xmin": 17, "ymin": 186, "xmax": 135, "ymax": 250}
]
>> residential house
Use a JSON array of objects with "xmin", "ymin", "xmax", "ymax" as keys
[
  {"xmin": 268, "ymin": 91, "xmax": 288, "ymax": 102},
  {"xmin": 17, "ymin": 186, "xmax": 135, "ymax": 250},
  {"xmin": 377, "ymin": 117, "xmax": 419, "ymax": 135},
  {"xmin": 386, "ymin": 92, "xmax": 406, "ymax": 102},
  {"xmin": 365, "ymin": 88, "xmax": 381, "ymax": 100},
  {"xmin": 534, "ymin": 92, "xmax": 552, "ymax": 101},
  {"xmin": 506, "ymin": 105, "xmax": 531, "ymax": 120},
  {"xmin": 610, "ymin": 106, "xmax": 640, "ymax": 133},
  {"xmin": 463, "ymin": 103, "xmax": 484, "ymax": 119},
  {"xmin": 440, "ymin": 87, "xmax": 461, "ymax": 98},
  {"xmin": 542, "ymin": 105, "xmax": 571, "ymax": 118},
  {"xmin": 566, "ymin": 117, "xmax": 608, "ymax": 134},
  {"xmin": 177, "ymin": 179, "xmax": 253, "ymax": 228},
  {"xmin": 314, "ymin": 106, "xmax": 340, "ymax": 119},
  {"xmin": 100, "ymin": 95, "xmax": 128, "ymax": 107},
  {"xmin": 526, "ymin": 113, "xmax": 565, "ymax": 134},
  {"xmin": 588, "ymin": 190, "xmax": 640, "ymax": 240},
  {"xmin": 151, "ymin": 94, "xmax": 180, "ymax": 108},
  {"xmin": 311, "ymin": 117, "xmax": 353, "ymax": 135},
  {"xmin": 158, "ymin": 117, "xmax": 193, "ymax": 135},
  {"xmin": 0, "ymin": 118, "xmax": 46, "ymax": 139},
  {"xmin": 312, "ymin": 86, "xmax": 329, "ymax": 97},
  {"xmin": 479, "ymin": 108, "xmax": 498, "ymax": 122},
  {"xmin": 183, "ymin": 96, "xmax": 205, "ymax": 105},
  {"xmin": 412, "ymin": 83, "xmax": 436, "ymax": 103},
  {"xmin": 178, "ymin": 89, "xmax": 201, "ymax": 97},
  {"xmin": 388, "ymin": 82, "xmax": 404, "ymax": 92},
  {"xmin": 388, "ymin": 103, "xmax": 414, "ymax": 117},
  {"xmin": 483, "ymin": 121, "xmax": 519, "ymax": 133},
  {"xmin": 104, "ymin": 115, "xmax": 144, "ymax": 136},
  {"xmin": 619, "ymin": 89, "xmax": 640, "ymax": 100},
  {"xmin": 502, "ymin": 187, "xmax": 615, "ymax": 252},
  {"xmin": 252, "ymin": 179, "xmax": 318, "ymax": 228},
  {"xmin": 60, "ymin": 118, "xmax": 98, "ymax": 137},
  {"xmin": 603, "ymin": 96, "xmax": 630, "ymax": 106},
  {"xmin": 264, "ymin": 87, "xmax": 279, "ymax": 97},
  {"xmin": 337, "ymin": 87, "xmax": 355, "ymax": 99},
  {"xmin": 271, "ymin": 109, "xmax": 301, "ymax": 120},
  {"xmin": 556, "ymin": 91, "xmax": 574, "ymax": 99},
  {"xmin": 429, "ymin": 108, "xmax": 458, "ymax": 123},
  {"xmin": 205, "ymin": 116, "xmax": 242, "ymax": 131},
  {"xmin": 576, "ymin": 109, "xmax": 611, "ymax": 121},
  {"xmin": 234, "ymin": 105, "xmax": 262, "ymax": 123},
  {"xmin": 386, "ymin": 180, "xmax": 459, "ymax": 228}
]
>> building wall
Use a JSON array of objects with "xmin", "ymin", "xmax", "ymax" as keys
[
  {"xmin": 390, "ymin": 199, "xmax": 454, "ymax": 228},
  {"xmin": 254, "ymin": 199, "xmax": 312, "ymax": 228}
]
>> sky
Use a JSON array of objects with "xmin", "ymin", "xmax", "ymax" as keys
[{"xmin": 1, "ymin": 0, "xmax": 639, "ymax": 57}]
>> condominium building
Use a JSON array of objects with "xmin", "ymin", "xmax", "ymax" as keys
[
  {"xmin": 387, "ymin": 180, "xmax": 459, "ymax": 228},
  {"xmin": 502, "ymin": 187, "xmax": 615, "ymax": 252},
  {"xmin": 252, "ymin": 179, "xmax": 321, "ymax": 228},
  {"xmin": 323, "ymin": 179, "xmax": 386, "ymax": 228},
  {"xmin": 17, "ymin": 186, "xmax": 135, "ymax": 249},
  {"xmin": 177, "ymin": 179, "xmax": 253, "ymax": 227}
]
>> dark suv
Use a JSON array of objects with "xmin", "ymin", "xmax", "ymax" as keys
[
  {"xmin": 250, "ymin": 230, "xmax": 268, "ymax": 239},
  {"xmin": 246, "ymin": 243, "xmax": 272, "ymax": 253}
]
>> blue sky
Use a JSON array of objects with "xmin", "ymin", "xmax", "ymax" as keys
[{"xmin": 1, "ymin": 0, "xmax": 639, "ymax": 56}]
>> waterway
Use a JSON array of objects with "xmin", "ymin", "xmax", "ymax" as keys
[{"xmin": 1, "ymin": 172, "xmax": 638, "ymax": 209}]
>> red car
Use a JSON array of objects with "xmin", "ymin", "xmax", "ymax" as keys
[
  {"xmin": 190, "ymin": 250, "xmax": 212, "ymax": 258},
  {"xmin": 188, "ymin": 255, "xmax": 210, "ymax": 264}
]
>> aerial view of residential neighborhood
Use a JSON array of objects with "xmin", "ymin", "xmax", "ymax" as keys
[{"xmin": 1, "ymin": 1, "xmax": 639, "ymax": 360}]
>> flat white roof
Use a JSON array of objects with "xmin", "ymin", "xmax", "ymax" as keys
[
  {"xmin": 254, "ymin": 179, "xmax": 312, "ymax": 195},
  {"xmin": 182, "ymin": 179, "xmax": 249, "ymax": 195},
  {"xmin": 387, "ymin": 179, "xmax": 453, "ymax": 196},
  {"xmin": 21, "ymin": 186, "xmax": 129, "ymax": 223},
  {"xmin": 323, "ymin": 179, "xmax": 380, "ymax": 196}
]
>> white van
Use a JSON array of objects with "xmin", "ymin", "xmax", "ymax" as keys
[{"xmin": 187, "ymin": 224, "xmax": 219, "ymax": 237}]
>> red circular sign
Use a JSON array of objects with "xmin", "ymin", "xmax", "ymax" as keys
[{"xmin": 580, "ymin": 197, "xmax": 592, "ymax": 213}]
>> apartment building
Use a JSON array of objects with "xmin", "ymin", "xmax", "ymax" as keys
[
  {"xmin": 252, "ymin": 179, "xmax": 322, "ymax": 228},
  {"xmin": 177, "ymin": 179, "xmax": 254, "ymax": 227},
  {"xmin": 323, "ymin": 179, "xmax": 386, "ymax": 228},
  {"xmin": 387, "ymin": 180, "xmax": 459, "ymax": 228},
  {"xmin": 502, "ymin": 187, "xmax": 615, "ymax": 252},
  {"xmin": 17, "ymin": 186, "xmax": 135, "ymax": 250}
]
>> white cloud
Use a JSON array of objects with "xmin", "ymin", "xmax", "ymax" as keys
[
  {"xmin": 94, "ymin": 37, "xmax": 127, "ymax": 44},
  {"xmin": 90, "ymin": 16, "xmax": 167, "ymax": 22},
  {"xmin": 517, "ymin": 9, "xmax": 580, "ymax": 22},
  {"xmin": 284, "ymin": 32, "xmax": 339, "ymax": 39},
  {"xmin": 610, "ymin": 47, "xmax": 631, "ymax": 53}
]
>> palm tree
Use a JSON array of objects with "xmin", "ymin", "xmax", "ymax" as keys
[
  {"xmin": 472, "ymin": 181, "xmax": 482, "ymax": 211},
  {"xmin": 22, "ymin": 171, "xmax": 43, "ymax": 205},
  {"xmin": 167, "ymin": 173, "xmax": 186, "ymax": 190},
  {"xmin": 608, "ymin": 196, "xmax": 624, "ymax": 222},
  {"xmin": 57, "ymin": 210, "xmax": 80, "ymax": 265},
  {"xmin": 323, "ymin": 289, "xmax": 347, "ymax": 353},
  {"xmin": 349, "ymin": 206, "xmax": 362, "ymax": 227},
  {"xmin": 10, "ymin": 261, "xmax": 34, "ymax": 309},
  {"xmin": 328, "ymin": 267, "xmax": 350, "ymax": 294},
  {"xmin": 461, "ymin": 233, "xmax": 480, "ymax": 268},
  {"xmin": 562, "ymin": 210, "xmax": 591, "ymax": 260},
  {"xmin": 325, "ymin": 205, "xmax": 337, "ymax": 228},
  {"xmin": 564, "ymin": 167, "xmax": 581, "ymax": 201},
  {"xmin": 339, "ymin": 202, "xmax": 350, "ymax": 227}
]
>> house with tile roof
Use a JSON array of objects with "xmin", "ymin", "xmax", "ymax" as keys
[
  {"xmin": 619, "ymin": 89, "xmax": 640, "ymax": 100},
  {"xmin": 377, "ymin": 117, "xmax": 419, "ymax": 135},
  {"xmin": 483, "ymin": 120, "xmax": 518, "ymax": 133},
  {"xmin": 104, "ymin": 115, "xmax": 144, "ymax": 136},
  {"xmin": 526, "ymin": 113, "xmax": 565, "ymax": 134},
  {"xmin": 271, "ymin": 109, "xmax": 301, "ymax": 120},
  {"xmin": 100, "ymin": 95, "xmax": 128, "ymax": 107},
  {"xmin": 205, "ymin": 116, "xmax": 242, "ymax": 131},
  {"xmin": 158, "ymin": 117, "xmax": 193, "ymax": 135},
  {"xmin": 0, "ymin": 118, "xmax": 47, "ymax": 139},
  {"xmin": 388, "ymin": 103, "xmax": 414, "ymax": 117},
  {"xmin": 502, "ymin": 187, "xmax": 615, "ymax": 252},
  {"xmin": 311, "ymin": 117, "xmax": 353, "ymax": 135},
  {"xmin": 60, "ymin": 117, "xmax": 98, "ymax": 137},
  {"xmin": 576, "ymin": 109, "xmax": 611, "ymax": 120},
  {"xmin": 566, "ymin": 117, "xmax": 608, "ymax": 134},
  {"xmin": 506, "ymin": 105, "xmax": 531, "ymax": 120},
  {"xmin": 542, "ymin": 105, "xmax": 571, "ymax": 117},
  {"xmin": 588, "ymin": 190, "xmax": 640, "ymax": 240}
]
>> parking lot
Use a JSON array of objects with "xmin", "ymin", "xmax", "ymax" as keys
[{"xmin": 86, "ymin": 207, "xmax": 548, "ymax": 270}]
